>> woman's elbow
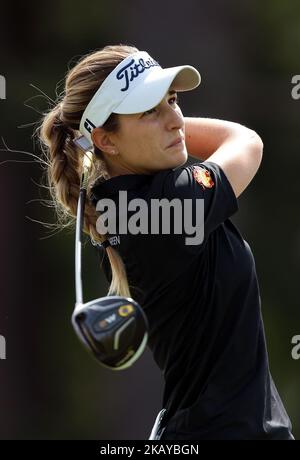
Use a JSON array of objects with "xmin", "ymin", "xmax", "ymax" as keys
[
  {"xmin": 234, "ymin": 125, "xmax": 264, "ymax": 158},
  {"xmin": 247, "ymin": 130, "xmax": 264, "ymax": 165}
]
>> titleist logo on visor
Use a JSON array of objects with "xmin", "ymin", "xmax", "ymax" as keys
[{"xmin": 116, "ymin": 57, "xmax": 160, "ymax": 91}]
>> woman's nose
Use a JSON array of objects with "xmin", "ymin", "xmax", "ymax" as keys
[{"xmin": 164, "ymin": 105, "xmax": 184, "ymax": 131}]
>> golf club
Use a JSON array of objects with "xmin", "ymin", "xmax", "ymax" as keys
[{"xmin": 71, "ymin": 142, "xmax": 149, "ymax": 370}]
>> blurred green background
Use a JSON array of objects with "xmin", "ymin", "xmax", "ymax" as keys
[{"xmin": 0, "ymin": 0, "xmax": 299, "ymax": 440}]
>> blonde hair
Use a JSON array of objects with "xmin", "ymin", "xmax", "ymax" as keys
[{"xmin": 38, "ymin": 44, "xmax": 139, "ymax": 298}]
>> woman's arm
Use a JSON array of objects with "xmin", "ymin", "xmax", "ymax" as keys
[{"xmin": 184, "ymin": 117, "xmax": 264, "ymax": 198}]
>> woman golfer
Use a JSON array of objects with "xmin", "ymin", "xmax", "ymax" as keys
[{"xmin": 38, "ymin": 44, "xmax": 294, "ymax": 440}]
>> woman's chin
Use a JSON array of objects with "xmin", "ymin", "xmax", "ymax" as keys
[{"xmin": 171, "ymin": 148, "xmax": 188, "ymax": 167}]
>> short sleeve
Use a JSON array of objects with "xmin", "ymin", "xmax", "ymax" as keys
[{"xmin": 160, "ymin": 160, "xmax": 239, "ymax": 254}]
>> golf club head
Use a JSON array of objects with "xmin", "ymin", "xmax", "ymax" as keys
[{"xmin": 72, "ymin": 296, "xmax": 149, "ymax": 370}]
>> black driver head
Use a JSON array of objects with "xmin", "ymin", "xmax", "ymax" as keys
[{"xmin": 72, "ymin": 295, "xmax": 149, "ymax": 370}]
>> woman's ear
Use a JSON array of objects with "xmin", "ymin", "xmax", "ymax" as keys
[{"xmin": 91, "ymin": 127, "xmax": 118, "ymax": 155}]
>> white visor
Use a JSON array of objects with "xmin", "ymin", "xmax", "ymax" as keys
[{"xmin": 77, "ymin": 50, "xmax": 201, "ymax": 148}]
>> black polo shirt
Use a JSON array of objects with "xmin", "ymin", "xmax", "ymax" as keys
[{"xmin": 90, "ymin": 160, "xmax": 294, "ymax": 440}]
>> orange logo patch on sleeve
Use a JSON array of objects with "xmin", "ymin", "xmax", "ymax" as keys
[{"xmin": 192, "ymin": 166, "xmax": 215, "ymax": 189}]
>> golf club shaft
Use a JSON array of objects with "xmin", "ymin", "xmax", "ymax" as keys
[
  {"xmin": 75, "ymin": 152, "xmax": 93, "ymax": 307},
  {"xmin": 75, "ymin": 186, "xmax": 86, "ymax": 306}
]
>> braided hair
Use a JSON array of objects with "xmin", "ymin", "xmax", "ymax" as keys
[{"xmin": 38, "ymin": 44, "xmax": 139, "ymax": 297}]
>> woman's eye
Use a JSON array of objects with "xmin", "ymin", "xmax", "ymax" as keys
[
  {"xmin": 143, "ymin": 107, "xmax": 156, "ymax": 116},
  {"xmin": 142, "ymin": 95, "xmax": 179, "ymax": 116},
  {"xmin": 169, "ymin": 95, "xmax": 179, "ymax": 105}
]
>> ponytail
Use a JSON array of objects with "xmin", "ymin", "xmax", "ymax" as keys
[{"xmin": 38, "ymin": 45, "xmax": 139, "ymax": 298}]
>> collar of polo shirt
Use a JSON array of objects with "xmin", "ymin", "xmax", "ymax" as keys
[{"xmin": 76, "ymin": 50, "xmax": 201, "ymax": 150}]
